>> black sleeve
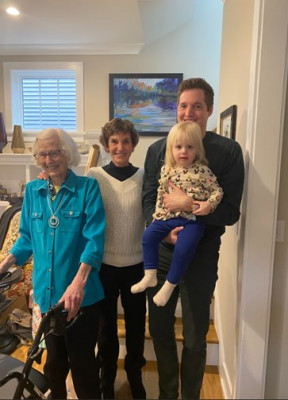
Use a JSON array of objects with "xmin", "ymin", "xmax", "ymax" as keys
[
  {"xmin": 198, "ymin": 140, "xmax": 245, "ymax": 227},
  {"xmin": 142, "ymin": 141, "xmax": 165, "ymax": 225}
]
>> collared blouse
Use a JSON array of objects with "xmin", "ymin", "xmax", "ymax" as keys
[{"xmin": 11, "ymin": 170, "xmax": 106, "ymax": 313}]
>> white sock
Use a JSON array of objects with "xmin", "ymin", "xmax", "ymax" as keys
[
  {"xmin": 153, "ymin": 280, "xmax": 177, "ymax": 307},
  {"xmin": 131, "ymin": 269, "xmax": 158, "ymax": 293}
]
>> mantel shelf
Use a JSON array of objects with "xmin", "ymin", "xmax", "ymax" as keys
[
  {"xmin": 0, "ymin": 153, "xmax": 88, "ymax": 166},
  {"xmin": 0, "ymin": 153, "xmax": 34, "ymax": 165},
  {"xmin": 0, "ymin": 153, "xmax": 89, "ymax": 194}
]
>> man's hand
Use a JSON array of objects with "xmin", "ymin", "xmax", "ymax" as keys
[
  {"xmin": 163, "ymin": 181, "xmax": 192, "ymax": 212},
  {"xmin": 164, "ymin": 226, "xmax": 183, "ymax": 245}
]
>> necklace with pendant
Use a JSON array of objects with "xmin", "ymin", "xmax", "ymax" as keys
[{"xmin": 47, "ymin": 190, "xmax": 66, "ymax": 228}]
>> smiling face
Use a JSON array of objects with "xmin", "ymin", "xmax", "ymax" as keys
[
  {"xmin": 177, "ymin": 88, "xmax": 213, "ymax": 137},
  {"xmin": 37, "ymin": 136, "xmax": 68, "ymax": 185},
  {"xmin": 106, "ymin": 131, "xmax": 134, "ymax": 167}
]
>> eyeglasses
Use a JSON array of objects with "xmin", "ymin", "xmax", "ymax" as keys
[{"xmin": 34, "ymin": 150, "xmax": 63, "ymax": 160}]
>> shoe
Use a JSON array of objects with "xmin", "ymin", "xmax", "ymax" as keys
[
  {"xmin": 129, "ymin": 382, "xmax": 146, "ymax": 399},
  {"xmin": 99, "ymin": 362, "xmax": 116, "ymax": 399},
  {"xmin": 101, "ymin": 385, "xmax": 114, "ymax": 399},
  {"xmin": 127, "ymin": 372, "xmax": 146, "ymax": 399}
]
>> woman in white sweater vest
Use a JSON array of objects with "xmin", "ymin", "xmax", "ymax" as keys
[{"xmin": 87, "ymin": 118, "xmax": 146, "ymax": 400}]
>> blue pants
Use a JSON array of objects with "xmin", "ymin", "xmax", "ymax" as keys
[{"xmin": 142, "ymin": 217, "xmax": 205, "ymax": 284}]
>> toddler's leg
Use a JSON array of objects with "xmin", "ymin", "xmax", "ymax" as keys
[
  {"xmin": 131, "ymin": 269, "xmax": 157, "ymax": 293},
  {"xmin": 153, "ymin": 280, "xmax": 177, "ymax": 307}
]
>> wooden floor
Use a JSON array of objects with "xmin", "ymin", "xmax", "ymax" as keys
[
  {"xmin": 114, "ymin": 360, "xmax": 224, "ymax": 400},
  {"xmin": 10, "ymin": 345, "xmax": 224, "ymax": 399}
]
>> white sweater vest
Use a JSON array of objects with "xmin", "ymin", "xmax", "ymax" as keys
[{"xmin": 87, "ymin": 167, "xmax": 145, "ymax": 267}]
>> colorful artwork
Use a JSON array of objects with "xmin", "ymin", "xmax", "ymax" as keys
[{"xmin": 109, "ymin": 73, "xmax": 183, "ymax": 136}]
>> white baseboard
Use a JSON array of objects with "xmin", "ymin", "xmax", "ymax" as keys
[{"xmin": 219, "ymin": 360, "xmax": 232, "ymax": 399}]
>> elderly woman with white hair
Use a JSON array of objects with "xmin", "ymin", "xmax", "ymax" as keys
[{"xmin": 0, "ymin": 128, "xmax": 106, "ymax": 399}]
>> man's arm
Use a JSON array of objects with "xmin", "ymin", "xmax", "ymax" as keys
[
  {"xmin": 142, "ymin": 139, "xmax": 166, "ymax": 225},
  {"xmin": 200, "ymin": 140, "xmax": 244, "ymax": 226}
]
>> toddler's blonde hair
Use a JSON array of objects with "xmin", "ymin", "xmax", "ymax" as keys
[{"xmin": 165, "ymin": 121, "xmax": 208, "ymax": 168}]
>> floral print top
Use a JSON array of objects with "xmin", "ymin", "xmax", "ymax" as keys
[{"xmin": 153, "ymin": 161, "xmax": 224, "ymax": 221}]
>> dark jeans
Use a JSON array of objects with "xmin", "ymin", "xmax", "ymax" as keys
[
  {"xmin": 44, "ymin": 302, "xmax": 101, "ymax": 399},
  {"xmin": 147, "ymin": 239, "xmax": 220, "ymax": 400},
  {"xmin": 97, "ymin": 263, "xmax": 146, "ymax": 395}
]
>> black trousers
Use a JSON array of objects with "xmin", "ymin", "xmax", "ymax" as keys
[
  {"xmin": 97, "ymin": 263, "xmax": 146, "ymax": 388},
  {"xmin": 147, "ymin": 238, "xmax": 220, "ymax": 400},
  {"xmin": 44, "ymin": 302, "xmax": 101, "ymax": 399}
]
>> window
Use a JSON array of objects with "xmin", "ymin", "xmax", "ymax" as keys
[
  {"xmin": 22, "ymin": 77, "xmax": 76, "ymax": 130},
  {"xmin": 3, "ymin": 62, "xmax": 84, "ymax": 135}
]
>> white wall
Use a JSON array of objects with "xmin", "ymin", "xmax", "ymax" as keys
[
  {"xmin": 216, "ymin": 0, "xmax": 254, "ymax": 396},
  {"xmin": 217, "ymin": 0, "xmax": 288, "ymax": 398},
  {"xmin": 0, "ymin": 0, "xmax": 223, "ymax": 167},
  {"xmin": 265, "ymin": 81, "xmax": 288, "ymax": 398}
]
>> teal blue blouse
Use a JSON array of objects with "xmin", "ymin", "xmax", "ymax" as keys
[{"xmin": 11, "ymin": 170, "xmax": 106, "ymax": 313}]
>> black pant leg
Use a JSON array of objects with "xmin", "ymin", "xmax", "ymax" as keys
[
  {"xmin": 97, "ymin": 265, "xmax": 120, "ymax": 398},
  {"xmin": 179, "ymin": 239, "xmax": 220, "ymax": 400},
  {"xmin": 147, "ymin": 244, "xmax": 180, "ymax": 400},
  {"xmin": 44, "ymin": 331, "xmax": 69, "ymax": 399},
  {"xmin": 121, "ymin": 263, "xmax": 147, "ymax": 399},
  {"xmin": 66, "ymin": 302, "xmax": 101, "ymax": 399}
]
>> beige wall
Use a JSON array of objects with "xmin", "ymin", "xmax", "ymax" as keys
[
  {"xmin": 266, "ymin": 81, "xmax": 288, "ymax": 398},
  {"xmin": 216, "ymin": 0, "xmax": 254, "ymax": 396},
  {"xmin": 0, "ymin": 0, "xmax": 224, "ymax": 167},
  {"xmin": 217, "ymin": 0, "xmax": 288, "ymax": 398}
]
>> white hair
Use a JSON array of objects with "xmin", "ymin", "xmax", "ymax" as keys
[{"xmin": 32, "ymin": 128, "xmax": 81, "ymax": 167}]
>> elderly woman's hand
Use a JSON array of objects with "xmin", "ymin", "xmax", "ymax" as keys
[
  {"xmin": 59, "ymin": 263, "xmax": 92, "ymax": 321},
  {"xmin": 59, "ymin": 282, "xmax": 84, "ymax": 322}
]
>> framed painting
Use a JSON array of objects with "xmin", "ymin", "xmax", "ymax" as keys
[
  {"xmin": 109, "ymin": 73, "xmax": 183, "ymax": 136},
  {"xmin": 220, "ymin": 105, "xmax": 237, "ymax": 140}
]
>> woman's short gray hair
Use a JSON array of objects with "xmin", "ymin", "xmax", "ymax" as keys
[{"xmin": 32, "ymin": 128, "xmax": 81, "ymax": 167}]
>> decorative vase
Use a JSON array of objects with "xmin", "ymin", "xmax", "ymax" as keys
[
  {"xmin": 0, "ymin": 112, "xmax": 7, "ymax": 153},
  {"xmin": 11, "ymin": 125, "xmax": 25, "ymax": 154}
]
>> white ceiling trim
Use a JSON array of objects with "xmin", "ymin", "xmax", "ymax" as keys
[{"xmin": 0, "ymin": 43, "xmax": 144, "ymax": 56}]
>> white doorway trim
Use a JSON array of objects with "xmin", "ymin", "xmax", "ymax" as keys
[{"xmin": 235, "ymin": 0, "xmax": 288, "ymax": 398}]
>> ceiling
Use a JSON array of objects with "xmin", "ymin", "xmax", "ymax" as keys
[{"xmin": 0, "ymin": 0, "xmax": 195, "ymax": 56}]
